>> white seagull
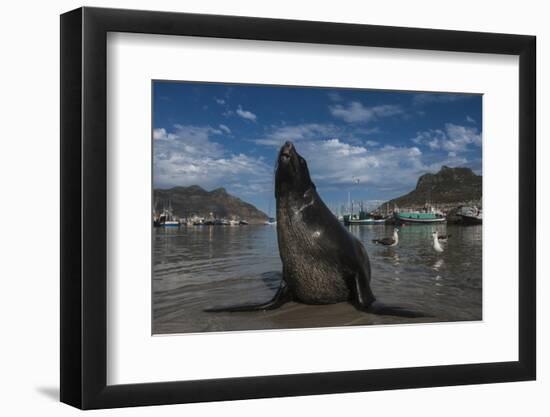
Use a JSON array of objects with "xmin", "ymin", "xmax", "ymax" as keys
[
  {"xmin": 373, "ymin": 228, "xmax": 399, "ymax": 247},
  {"xmin": 432, "ymin": 231, "xmax": 444, "ymax": 253}
]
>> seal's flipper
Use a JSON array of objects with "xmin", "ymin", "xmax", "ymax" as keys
[
  {"xmin": 204, "ymin": 282, "xmax": 291, "ymax": 312},
  {"xmin": 349, "ymin": 270, "xmax": 376, "ymax": 311},
  {"xmin": 367, "ymin": 301, "xmax": 427, "ymax": 318},
  {"xmin": 347, "ymin": 242, "xmax": 376, "ymax": 310}
]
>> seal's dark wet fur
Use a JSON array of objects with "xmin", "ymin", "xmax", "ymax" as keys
[{"xmin": 206, "ymin": 142, "xmax": 424, "ymax": 317}]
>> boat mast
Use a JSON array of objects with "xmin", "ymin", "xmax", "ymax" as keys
[{"xmin": 351, "ymin": 177, "xmax": 360, "ymax": 216}]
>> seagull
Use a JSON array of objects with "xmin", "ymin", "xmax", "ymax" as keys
[
  {"xmin": 373, "ymin": 228, "xmax": 399, "ymax": 247},
  {"xmin": 432, "ymin": 231, "xmax": 444, "ymax": 253}
]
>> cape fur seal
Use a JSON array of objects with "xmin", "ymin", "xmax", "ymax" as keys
[{"xmin": 206, "ymin": 141, "xmax": 423, "ymax": 317}]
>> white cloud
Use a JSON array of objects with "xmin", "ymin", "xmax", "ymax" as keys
[
  {"xmin": 254, "ymin": 123, "xmax": 341, "ymax": 147},
  {"xmin": 219, "ymin": 124, "xmax": 231, "ymax": 134},
  {"xmin": 329, "ymin": 102, "xmax": 402, "ymax": 123},
  {"xmin": 412, "ymin": 129, "xmax": 446, "ymax": 150},
  {"xmin": 154, "ymin": 125, "xmax": 224, "ymax": 161},
  {"xmin": 215, "ymin": 98, "xmax": 225, "ymax": 105},
  {"xmin": 154, "ymin": 123, "xmax": 475, "ymax": 201},
  {"xmin": 466, "ymin": 115, "xmax": 476, "ymax": 123},
  {"xmin": 443, "ymin": 124, "xmax": 482, "ymax": 150},
  {"xmin": 322, "ymin": 138, "xmax": 368, "ymax": 156},
  {"xmin": 294, "ymin": 139, "xmax": 423, "ymax": 189},
  {"xmin": 254, "ymin": 123, "xmax": 382, "ymax": 148},
  {"xmin": 154, "ymin": 124, "xmax": 271, "ymax": 192},
  {"xmin": 280, "ymin": 138, "xmax": 470, "ymax": 196},
  {"xmin": 412, "ymin": 123, "xmax": 481, "ymax": 153},
  {"xmin": 408, "ymin": 147, "xmax": 422, "ymax": 157},
  {"xmin": 153, "ymin": 128, "xmax": 177, "ymax": 141},
  {"xmin": 236, "ymin": 105, "xmax": 257, "ymax": 121}
]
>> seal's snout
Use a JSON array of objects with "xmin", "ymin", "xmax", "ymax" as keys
[{"xmin": 279, "ymin": 141, "xmax": 295, "ymax": 161}]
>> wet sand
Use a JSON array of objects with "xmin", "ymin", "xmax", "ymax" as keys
[{"xmin": 153, "ymin": 272, "xmax": 435, "ymax": 335}]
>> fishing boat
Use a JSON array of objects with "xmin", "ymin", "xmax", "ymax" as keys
[
  {"xmin": 342, "ymin": 184, "xmax": 386, "ymax": 225},
  {"xmin": 345, "ymin": 217, "xmax": 386, "ymax": 225},
  {"xmin": 394, "ymin": 206, "xmax": 446, "ymax": 224},
  {"xmin": 458, "ymin": 206, "xmax": 482, "ymax": 225},
  {"xmin": 162, "ymin": 219, "xmax": 180, "ymax": 227},
  {"xmin": 189, "ymin": 216, "xmax": 205, "ymax": 226},
  {"xmin": 154, "ymin": 201, "xmax": 180, "ymax": 227},
  {"xmin": 344, "ymin": 211, "xmax": 386, "ymax": 225}
]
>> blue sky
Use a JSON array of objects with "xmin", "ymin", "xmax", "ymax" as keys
[{"xmin": 153, "ymin": 81, "xmax": 482, "ymax": 214}]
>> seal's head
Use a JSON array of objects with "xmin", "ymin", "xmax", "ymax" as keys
[{"xmin": 275, "ymin": 141, "xmax": 314, "ymax": 198}]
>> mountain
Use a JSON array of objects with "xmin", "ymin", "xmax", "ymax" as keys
[
  {"xmin": 154, "ymin": 185, "xmax": 268, "ymax": 224},
  {"xmin": 377, "ymin": 166, "xmax": 482, "ymax": 211}
]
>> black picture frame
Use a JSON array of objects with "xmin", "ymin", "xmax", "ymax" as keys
[{"xmin": 60, "ymin": 6, "xmax": 536, "ymax": 410}]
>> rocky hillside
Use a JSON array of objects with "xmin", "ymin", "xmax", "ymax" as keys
[
  {"xmin": 154, "ymin": 185, "xmax": 268, "ymax": 224},
  {"xmin": 378, "ymin": 166, "xmax": 482, "ymax": 212}
]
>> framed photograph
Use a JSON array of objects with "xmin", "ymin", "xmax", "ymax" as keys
[{"xmin": 60, "ymin": 7, "xmax": 536, "ymax": 409}]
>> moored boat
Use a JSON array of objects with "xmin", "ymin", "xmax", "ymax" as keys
[
  {"xmin": 343, "ymin": 211, "xmax": 386, "ymax": 226},
  {"xmin": 460, "ymin": 214, "xmax": 482, "ymax": 225},
  {"xmin": 394, "ymin": 206, "xmax": 446, "ymax": 224},
  {"xmin": 154, "ymin": 201, "xmax": 181, "ymax": 227},
  {"xmin": 344, "ymin": 216, "xmax": 386, "ymax": 225},
  {"xmin": 162, "ymin": 220, "xmax": 180, "ymax": 227},
  {"xmin": 458, "ymin": 206, "xmax": 482, "ymax": 225}
]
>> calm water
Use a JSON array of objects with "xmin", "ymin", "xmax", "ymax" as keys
[{"xmin": 153, "ymin": 224, "xmax": 482, "ymax": 334}]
